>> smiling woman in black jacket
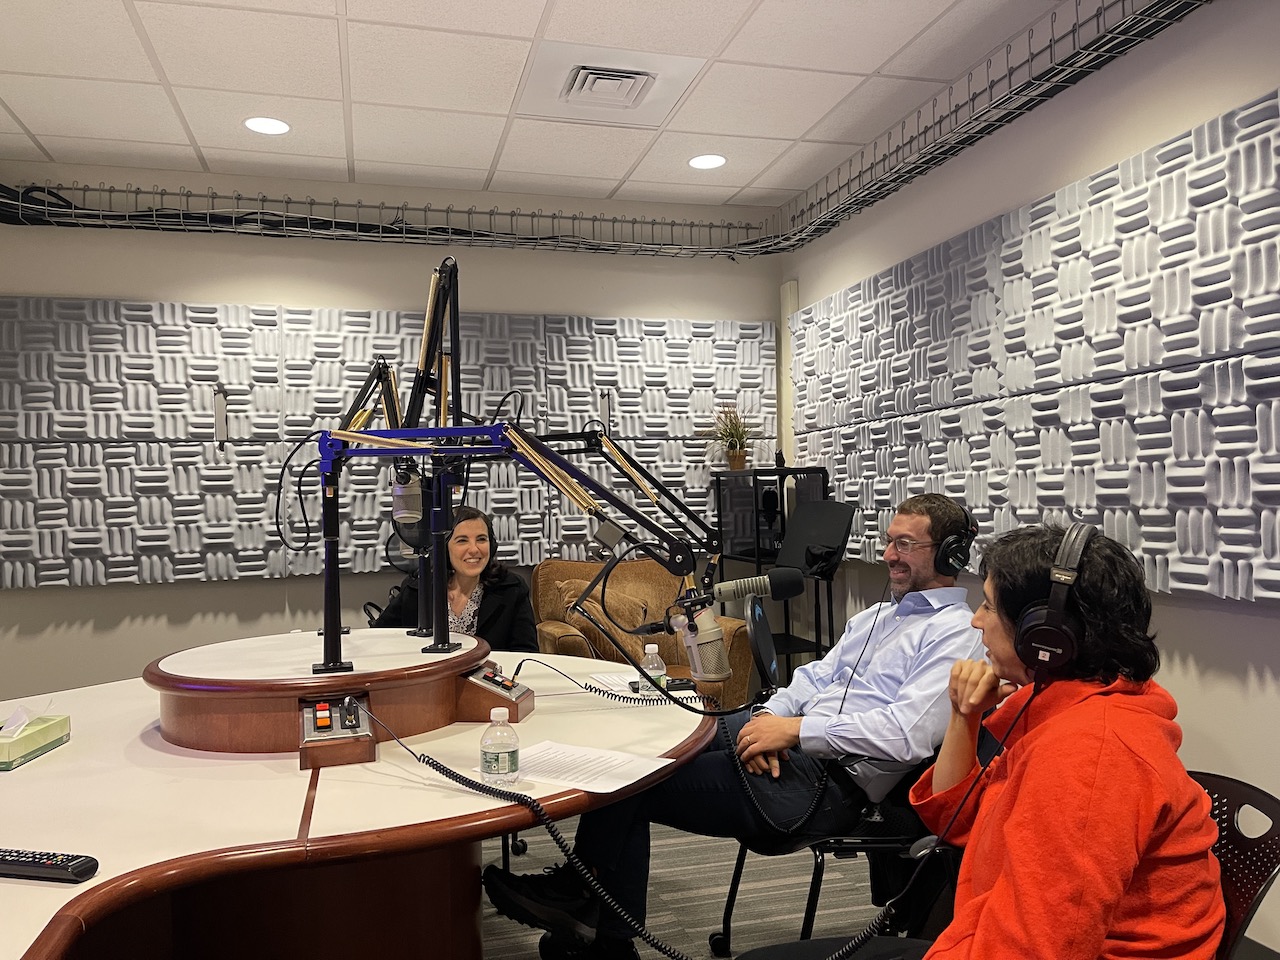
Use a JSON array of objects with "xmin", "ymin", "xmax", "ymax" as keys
[{"xmin": 373, "ymin": 505, "xmax": 538, "ymax": 654}]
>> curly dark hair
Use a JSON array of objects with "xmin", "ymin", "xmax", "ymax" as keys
[
  {"xmin": 449, "ymin": 504, "xmax": 507, "ymax": 586},
  {"xmin": 978, "ymin": 524, "xmax": 1159, "ymax": 683}
]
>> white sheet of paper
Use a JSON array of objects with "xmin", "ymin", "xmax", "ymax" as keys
[
  {"xmin": 515, "ymin": 740, "xmax": 673, "ymax": 792},
  {"xmin": 589, "ymin": 673, "xmax": 638, "ymax": 692}
]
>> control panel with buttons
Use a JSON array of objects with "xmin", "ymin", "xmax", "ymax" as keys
[
  {"xmin": 456, "ymin": 661, "xmax": 535, "ymax": 722},
  {"xmin": 298, "ymin": 694, "xmax": 375, "ymax": 769}
]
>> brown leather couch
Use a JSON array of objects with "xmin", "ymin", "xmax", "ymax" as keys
[{"xmin": 530, "ymin": 557, "xmax": 752, "ymax": 710}]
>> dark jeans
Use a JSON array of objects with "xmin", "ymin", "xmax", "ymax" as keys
[{"xmin": 574, "ymin": 709, "xmax": 868, "ymax": 940}]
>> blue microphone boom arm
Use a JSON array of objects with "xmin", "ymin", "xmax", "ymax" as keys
[{"xmin": 313, "ymin": 422, "xmax": 720, "ymax": 673}]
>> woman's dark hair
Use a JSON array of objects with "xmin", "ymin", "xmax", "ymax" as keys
[
  {"xmin": 978, "ymin": 524, "xmax": 1159, "ymax": 683},
  {"xmin": 449, "ymin": 505, "xmax": 506, "ymax": 586}
]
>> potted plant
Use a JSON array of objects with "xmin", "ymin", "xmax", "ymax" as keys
[{"xmin": 704, "ymin": 403, "xmax": 757, "ymax": 471}]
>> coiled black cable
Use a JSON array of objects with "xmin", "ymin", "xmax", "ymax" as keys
[{"xmin": 353, "ymin": 695, "xmax": 707, "ymax": 960}]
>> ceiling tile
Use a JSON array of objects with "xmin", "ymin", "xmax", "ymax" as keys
[
  {"xmin": 0, "ymin": 0, "xmax": 156, "ymax": 82},
  {"xmin": 806, "ymin": 76, "xmax": 943, "ymax": 144},
  {"xmin": 348, "ymin": 23, "xmax": 529, "ymax": 112},
  {"xmin": 543, "ymin": 0, "xmax": 755, "ymax": 57},
  {"xmin": 724, "ymin": 0, "xmax": 954, "ymax": 74},
  {"xmin": 38, "ymin": 137, "xmax": 204, "ymax": 171},
  {"xmin": 750, "ymin": 141, "xmax": 860, "ymax": 190},
  {"xmin": 355, "ymin": 161, "xmax": 489, "ymax": 191},
  {"xmin": 0, "ymin": 133, "xmax": 45, "ymax": 162},
  {"xmin": 347, "ymin": 0, "xmax": 549, "ymax": 35},
  {"xmin": 176, "ymin": 89, "xmax": 346, "ymax": 156},
  {"xmin": 0, "ymin": 110, "xmax": 22, "ymax": 135},
  {"xmin": 668, "ymin": 63, "xmax": 861, "ymax": 139},
  {"xmin": 135, "ymin": 3, "xmax": 343, "ymax": 99},
  {"xmin": 881, "ymin": 0, "xmax": 1056, "ymax": 81},
  {"xmin": 728, "ymin": 186, "xmax": 801, "ymax": 207},
  {"xmin": 203, "ymin": 148, "xmax": 350, "ymax": 182},
  {"xmin": 487, "ymin": 171, "xmax": 618, "ymax": 200},
  {"xmin": 611, "ymin": 181, "xmax": 738, "ymax": 205},
  {"xmin": 498, "ymin": 119, "xmax": 655, "ymax": 179},
  {"xmin": 629, "ymin": 131, "xmax": 790, "ymax": 187},
  {"xmin": 0, "ymin": 76, "xmax": 188, "ymax": 142},
  {"xmin": 352, "ymin": 104, "xmax": 505, "ymax": 168}
]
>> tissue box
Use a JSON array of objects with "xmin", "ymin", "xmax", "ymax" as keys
[{"xmin": 0, "ymin": 715, "xmax": 71, "ymax": 771}]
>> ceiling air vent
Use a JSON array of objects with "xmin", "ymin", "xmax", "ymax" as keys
[{"xmin": 560, "ymin": 66, "xmax": 655, "ymax": 110}]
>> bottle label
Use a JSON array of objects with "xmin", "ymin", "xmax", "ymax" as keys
[{"xmin": 481, "ymin": 749, "xmax": 518, "ymax": 775}]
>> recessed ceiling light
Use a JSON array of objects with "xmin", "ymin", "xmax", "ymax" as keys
[
  {"xmin": 244, "ymin": 116, "xmax": 290, "ymax": 136},
  {"xmin": 688, "ymin": 154, "xmax": 726, "ymax": 170}
]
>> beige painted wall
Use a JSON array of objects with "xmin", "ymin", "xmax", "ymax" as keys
[
  {"xmin": 782, "ymin": 0, "xmax": 1280, "ymax": 948},
  {"xmin": 0, "ymin": 226, "xmax": 780, "ymax": 319}
]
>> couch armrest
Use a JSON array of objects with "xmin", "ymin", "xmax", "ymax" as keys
[{"xmin": 536, "ymin": 621, "xmax": 597, "ymax": 659}]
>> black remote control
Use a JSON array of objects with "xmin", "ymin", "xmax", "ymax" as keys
[{"xmin": 0, "ymin": 849, "xmax": 98, "ymax": 883}]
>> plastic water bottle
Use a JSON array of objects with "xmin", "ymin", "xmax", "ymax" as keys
[
  {"xmin": 639, "ymin": 643, "xmax": 667, "ymax": 698},
  {"xmin": 480, "ymin": 707, "xmax": 519, "ymax": 786}
]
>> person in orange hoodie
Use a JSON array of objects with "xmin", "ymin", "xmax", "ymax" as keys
[{"xmin": 908, "ymin": 522, "xmax": 1225, "ymax": 960}]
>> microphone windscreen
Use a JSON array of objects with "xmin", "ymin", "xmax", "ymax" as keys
[{"xmin": 767, "ymin": 566, "xmax": 806, "ymax": 600}]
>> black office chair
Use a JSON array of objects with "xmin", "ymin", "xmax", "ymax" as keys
[
  {"xmin": 1189, "ymin": 771, "xmax": 1280, "ymax": 960},
  {"xmin": 710, "ymin": 600, "xmax": 947, "ymax": 957},
  {"xmin": 746, "ymin": 593, "xmax": 780, "ymax": 698},
  {"xmin": 709, "ymin": 757, "xmax": 943, "ymax": 956}
]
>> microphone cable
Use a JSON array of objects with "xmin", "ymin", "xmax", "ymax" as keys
[
  {"xmin": 504, "ymin": 658, "xmax": 716, "ymax": 709},
  {"xmin": 353, "ymin": 697, "xmax": 718, "ymax": 960},
  {"xmin": 273, "ymin": 430, "xmax": 323, "ymax": 551}
]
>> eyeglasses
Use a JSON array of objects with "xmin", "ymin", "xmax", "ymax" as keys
[{"xmin": 878, "ymin": 535, "xmax": 938, "ymax": 555}]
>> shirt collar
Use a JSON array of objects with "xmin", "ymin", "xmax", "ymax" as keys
[{"xmin": 892, "ymin": 585, "xmax": 970, "ymax": 613}]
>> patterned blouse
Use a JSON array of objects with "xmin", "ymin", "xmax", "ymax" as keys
[{"xmin": 450, "ymin": 582, "xmax": 484, "ymax": 636}]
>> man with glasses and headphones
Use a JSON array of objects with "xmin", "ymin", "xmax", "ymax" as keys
[
  {"xmin": 484, "ymin": 493, "xmax": 984, "ymax": 960},
  {"xmin": 896, "ymin": 523, "xmax": 1224, "ymax": 960}
]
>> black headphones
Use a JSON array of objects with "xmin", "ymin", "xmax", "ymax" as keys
[
  {"xmin": 933, "ymin": 501, "xmax": 978, "ymax": 578},
  {"xmin": 1013, "ymin": 522, "xmax": 1096, "ymax": 673}
]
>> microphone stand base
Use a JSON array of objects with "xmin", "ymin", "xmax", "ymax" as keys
[
  {"xmin": 421, "ymin": 640, "xmax": 463, "ymax": 653},
  {"xmin": 312, "ymin": 660, "xmax": 354, "ymax": 674}
]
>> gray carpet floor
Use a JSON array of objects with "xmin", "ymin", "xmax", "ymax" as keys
[{"xmin": 480, "ymin": 818, "xmax": 883, "ymax": 960}]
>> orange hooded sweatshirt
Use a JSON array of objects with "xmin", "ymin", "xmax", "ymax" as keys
[{"xmin": 911, "ymin": 678, "xmax": 1224, "ymax": 960}]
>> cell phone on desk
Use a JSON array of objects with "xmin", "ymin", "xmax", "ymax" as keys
[{"xmin": 629, "ymin": 678, "xmax": 698, "ymax": 693}]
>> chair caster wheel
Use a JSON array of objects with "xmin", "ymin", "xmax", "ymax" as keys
[
  {"xmin": 709, "ymin": 931, "xmax": 732, "ymax": 957},
  {"xmin": 511, "ymin": 837, "xmax": 528, "ymax": 856}
]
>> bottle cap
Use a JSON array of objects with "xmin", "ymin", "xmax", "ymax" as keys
[
  {"xmin": 644, "ymin": 643, "xmax": 658, "ymax": 654},
  {"xmin": 490, "ymin": 707, "xmax": 509, "ymax": 722}
]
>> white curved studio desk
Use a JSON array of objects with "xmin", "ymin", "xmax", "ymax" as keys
[{"xmin": 2, "ymin": 632, "xmax": 714, "ymax": 960}]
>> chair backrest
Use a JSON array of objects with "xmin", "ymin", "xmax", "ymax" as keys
[
  {"xmin": 745, "ymin": 594, "xmax": 779, "ymax": 693},
  {"xmin": 1188, "ymin": 771, "xmax": 1280, "ymax": 960},
  {"xmin": 774, "ymin": 500, "xmax": 855, "ymax": 580}
]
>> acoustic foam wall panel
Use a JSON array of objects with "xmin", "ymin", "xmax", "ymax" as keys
[
  {"xmin": 0, "ymin": 301, "xmax": 774, "ymax": 587},
  {"xmin": 789, "ymin": 88, "xmax": 1280, "ymax": 600}
]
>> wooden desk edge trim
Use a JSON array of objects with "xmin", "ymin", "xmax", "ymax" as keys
[
  {"xmin": 20, "ymin": 840, "xmax": 309, "ymax": 960},
  {"xmin": 19, "ymin": 713, "xmax": 716, "ymax": 960},
  {"xmin": 141, "ymin": 643, "xmax": 490, "ymax": 697}
]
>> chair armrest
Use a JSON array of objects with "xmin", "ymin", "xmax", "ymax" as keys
[{"xmin": 536, "ymin": 621, "xmax": 597, "ymax": 659}]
